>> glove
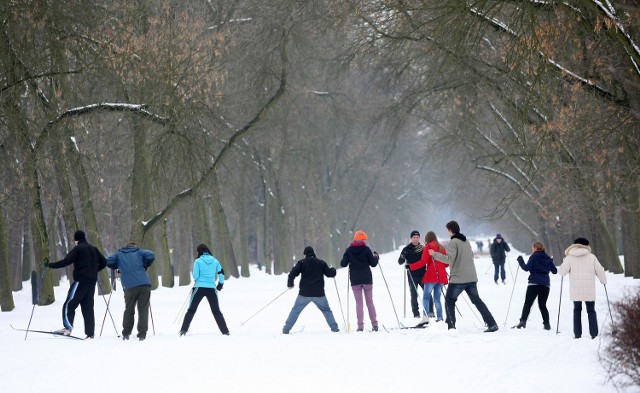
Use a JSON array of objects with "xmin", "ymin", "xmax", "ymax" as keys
[
  {"xmin": 517, "ymin": 255, "xmax": 524, "ymax": 264},
  {"xmin": 373, "ymin": 251, "xmax": 379, "ymax": 258},
  {"xmin": 216, "ymin": 283, "xmax": 223, "ymax": 291},
  {"xmin": 405, "ymin": 263, "xmax": 411, "ymax": 270}
]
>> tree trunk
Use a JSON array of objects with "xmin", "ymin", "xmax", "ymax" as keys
[
  {"xmin": 238, "ymin": 164, "xmax": 250, "ymax": 277},
  {"xmin": 210, "ymin": 172, "xmax": 240, "ymax": 278},
  {"xmin": 621, "ymin": 209, "xmax": 640, "ymax": 278},
  {"xmin": 0, "ymin": 209, "xmax": 15, "ymax": 311},
  {"xmin": 161, "ymin": 219, "xmax": 174, "ymax": 287}
]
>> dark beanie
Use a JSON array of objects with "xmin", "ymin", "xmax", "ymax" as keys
[
  {"xmin": 303, "ymin": 246, "xmax": 315, "ymax": 257},
  {"xmin": 410, "ymin": 230, "xmax": 420, "ymax": 238},
  {"xmin": 574, "ymin": 237, "xmax": 589, "ymax": 246},
  {"xmin": 73, "ymin": 230, "xmax": 86, "ymax": 242}
]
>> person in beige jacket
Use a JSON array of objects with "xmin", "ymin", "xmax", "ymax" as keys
[{"xmin": 558, "ymin": 238, "xmax": 607, "ymax": 339}]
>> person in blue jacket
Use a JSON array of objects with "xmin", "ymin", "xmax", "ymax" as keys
[
  {"xmin": 106, "ymin": 242, "xmax": 155, "ymax": 341},
  {"xmin": 514, "ymin": 241, "xmax": 558, "ymax": 330},
  {"xmin": 179, "ymin": 244, "xmax": 229, "ymax": 336}
]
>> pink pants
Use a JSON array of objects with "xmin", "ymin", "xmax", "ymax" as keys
[{"xmin": 351, "ymin": 284, "xmax": 378, "ymax": 329}]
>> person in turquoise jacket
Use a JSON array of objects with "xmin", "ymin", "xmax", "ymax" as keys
[{"xmin": 179, "ymin": 244, "xmax": 229, "ymax": 336}]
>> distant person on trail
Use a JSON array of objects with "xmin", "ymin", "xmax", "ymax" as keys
[
  {"xmin": 490, "ymin": 234, "xmax": 511, "ymax": 284},
  {"xmin": 558, "ymin": 238, "xmax": 607, "ymax": 339},
  {"xmin": 409, "ymin": 231, "xmax": 448, "ymax": 327},
  {"xmin": 476, "ymin": 240, "xmax": 484, "ymax": 253},
  {"xmin": 179, "ymin": 243, "xmax": 229, "ymax": 336},
  {"xmin": 282, "ymin": 246, "xmax": 340, "ymax": 334},
  {"xmin": 429, "ymin": 221, "xmax": 499, "ymax": 332},
  {"xmin": 106, "ymin": 242, "xmax": 155, "ymax": 341},
  {"xmin": 398, "ymin": 230, "xmax": 434, "ymax": 318},
  {"xmin": 341, "ymin": 229, "xmax": 380, "ymax": 332},
  {"xmin": 514, "ymin": 241, "xmax": 557, "ymax": 330},
  {"xmin": 45, "ymin": 230, "xmax": 107, "ymax": 339}
]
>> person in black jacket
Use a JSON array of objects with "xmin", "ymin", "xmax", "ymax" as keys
[
  {"xmin": 282, "ymin": 246, "xmax": 339, "ymax": 334},
  {"xmin": 490, "ymin": 234, "xmax": 511, "ymax": 284},
  {"xmin": 514, "ymin": 241, "xmax": 558, "ymax": 330},
  {"xmin": 398, "ymin": 230, "xmax": 434, "ymax": 318},
  {"xmin": 45, "ymin": 230, "xmax": 107, "ymax": 338},
  {"xmin": 341, "ymin": 229, "xmax": 380, "ymax": 332}
]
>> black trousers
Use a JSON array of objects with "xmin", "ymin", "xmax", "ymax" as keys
[
  {"xmin": 62, "ymin": 280, "xmax": 96, "ymax": 336},
  {"xmin": 573, "ymin": 301, "xmax": 598, "ymax": 338},
  {"xmin": 181, "ymin": 287, "xmax": 229, "ymax": 334},
  {"xmin": 518, "ymin": 285, "xmax": 550, "ymax": 324}
]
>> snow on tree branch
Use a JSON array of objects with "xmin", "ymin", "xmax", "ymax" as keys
[{"xmin": 48, "ymin": 103, "xmax": 170, "ymax": 126}]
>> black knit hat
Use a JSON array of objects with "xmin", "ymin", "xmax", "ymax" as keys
[
  {"xmin": 410, "ymin": 230, "xmax": 420, "ymax": 238},
  {"xmin": 303, "ymin": 246, "xmax": 315, "ymax": 257},
  {"xmin": 574, "ymin": 237, "xmax": 589, "ymax": 246},
  {"xmin": 73, "ymin": 230, "xmax": 86, "ymax": 242}
]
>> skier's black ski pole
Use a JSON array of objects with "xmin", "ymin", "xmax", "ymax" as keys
[
  {"xmin": 240, "ymin": 288, "xmax": 289, "ymax": 326},
  {"xmin": 556, "ymin": 276, "xmax": 564, "ymax": 334},
  {"xmin": 333, "ymin": 277, "xmax": 346, "ymax": 331},
  {"xmin": 378, "ymin": 258, "xmax": 402, "ymax": 329},
  {"xmin": 25, "ymin": 260, "xmax": 48, "ymax": 341},
  {"xmin": 97, "ymin": 278, "xmax": 120, "ymax": 337},
  {"xmin": 604, "ymin": 284, "xmax": 617, "ymax": 335},
  {"xmin": 100, "ymin": 268, "xmax": 117, "ymax": 337},
  {"xmin": 503, "ymin": 260, "xmax": 520, "ymax": 327},
  {"xmin": 403, "ymin": 269, "xmax": 407, "ymax": 318},
  {"xmin": 174, "ymin": 288, "xmax": 193, "ymax": 324},
  {"xmin": 149, "ymin": 301, "xmax": 156, "ymax": 335},
  {"xmin": 346, "ymin": 270, "xmax": 351, "ymax": 333}
]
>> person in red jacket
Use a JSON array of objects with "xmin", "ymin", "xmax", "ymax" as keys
[{"xmin": 410, "ymin": 231, "xmax": 448, "ymax": 327}]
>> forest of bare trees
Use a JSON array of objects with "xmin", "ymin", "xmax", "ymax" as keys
[{"xmin": 1, "ymin": 0, "xmax": 638, "ymax": 311}]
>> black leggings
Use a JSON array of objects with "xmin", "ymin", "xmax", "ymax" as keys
[
  {"xmin": 181, "ymin": 287, "xmax": 229, "ymax": 334},
  {"xmin": 518, "ymin": 285, "xmax": 550, "ymax": 324}
]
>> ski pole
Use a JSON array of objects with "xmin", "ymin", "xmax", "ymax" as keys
[
  {"xmin": 149, "ymin": 302, "xmax": 156, "ymax": 335},
  {"xmin": 333, "ymin": 277, "xmax": 347, "ymax": 330},
  {"xmin": 403, "ymin": 270, "xmax": 407, "ymax": 318},
  {"xmin": 507, "ymin": 253, "xmax": 514, "ymax": 281},
  {"xmin": 556, "ymin": 276, "xmax": 563, "ymax": 334},
  {"xmin": 484, "ymin": 263, "xmax": 492, "ymax": 275},
  {"xmin": 99, "ymin": 290, "xmax": 113, "ymax": 337},
  {"xmin": 240, "ymin": 288, "xmax": 290, "ymax": 326},
  {"xmin": 25, "ymin": 260, "xmax": 48, "ymax": 341},
  {"xmin": 407, "ymin": 271, "xmax": 425, "ymax": 315},
  {"xmin": 174, "ymin": 288, "xmax": 193, "ymax": 324},
  {"xmin": 96, "ymin": 278, "xmax": 121, "ymax": 337},
  {"xmin": 378, "ymin": 260, "xmax": 402, "ymax": 329},
  {"xmin": 603, "ymin": 284, "xmax": 617, "ymax": 335},
  {"xmin": 100, "ymin": 269, "xmax": 117, "ymax": 336},
  {"xmin": 346, "ymin": 270, "xmax": 351, "ymax": 333},
  {"xmin": 503, "ymin": 260, "xmax": 520, "ymax": 326}
]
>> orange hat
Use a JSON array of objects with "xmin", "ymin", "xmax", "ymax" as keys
[{"xmin": 353, "ymin": 230, "xmax": 368, "ymax": 241}]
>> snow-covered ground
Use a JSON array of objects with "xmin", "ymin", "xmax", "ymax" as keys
[{"xmin": 2, "ymin": 244, "xmax": 638, "ymax": 393}]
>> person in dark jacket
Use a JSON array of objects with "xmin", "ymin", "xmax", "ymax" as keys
[
  {"xmin": 514, "ymin": 241, "xmax": 558, "ymax": 330},
  {"xmin": 490, "ymin": 234, "xmax": 511, "ymax": 284},
  {"xmin": 106, "ymin": 242, "xmax": 155, "ymax": 340},
  {"xmin": 341, "ymin": 229, "xmax": 380, "ymax": 332},
  {"xmin": 45, "ymin": 230, "xmax": 107, "ymax": 338},
  {"xmin": 179, "ymin": 243, "xmax": 229, "ymax": 336},
  {"xmin": 398, "ymin": 230, "xmax": 434, "ymax": 318},
  {"xmin": 282, "ymin": 246, "xmax": 340, "ymax": 334}
]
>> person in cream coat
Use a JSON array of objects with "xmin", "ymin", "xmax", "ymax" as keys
[{"xmin": 559, "ymin": 237, "xmax": 607, "ymax": 339}]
